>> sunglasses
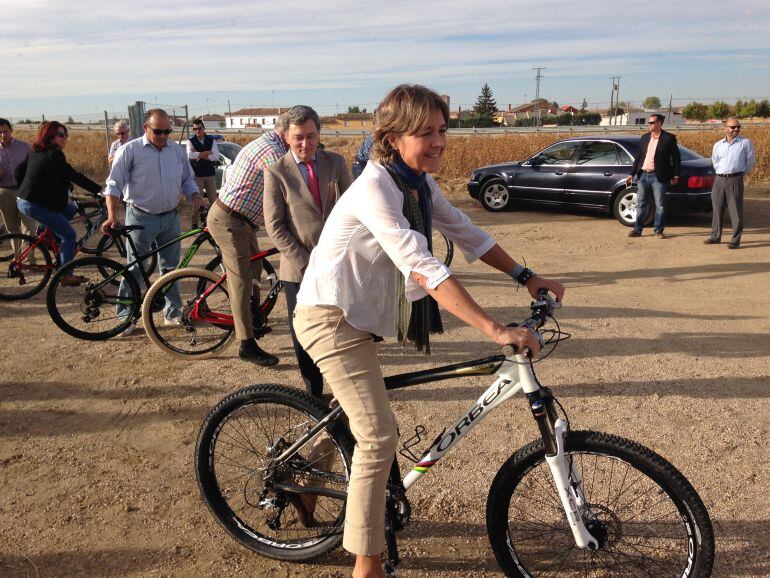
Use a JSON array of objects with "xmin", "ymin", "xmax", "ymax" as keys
[
  {"xmin": 727, "ymin": 125, "xmax": 741, "ymax": 130},
  {"xmin": 117, "ymin": 130, "xmax": 128, "ymax": 136},
  {"xmin": 647, "ymin": 120, "xmax": 660, "ymax": 125},
  {"xmin": 150, "ymin": 128, "xmax": 173, "ymax": 135},
  {"xmin": 193, "ymin": 126, "xmax": 205, "ymax": 131},
  {"xmin": 56, "ymin": 131, "xmax": 68, "ymax": 138}
]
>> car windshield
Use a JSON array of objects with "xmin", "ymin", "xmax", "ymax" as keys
[
  {"xmin": 678, "ymin": 145, "xmax": 704, "ymax": 161},
  {"xmin": 218, "ymin": 142, "xmax": 243, "ymax": 163}
]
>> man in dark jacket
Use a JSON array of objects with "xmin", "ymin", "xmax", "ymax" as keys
[
  {"xmin": 626, "ymin": 114, "xmax": 681, "ymax": 238},
  {"xmin": 186, "ymin": 118, "xmax": 219, "ymax": 229}
]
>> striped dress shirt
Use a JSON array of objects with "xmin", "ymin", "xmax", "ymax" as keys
[
  {"xmin": 217, "ymin": 130, "xmax": 287, "ymax": 225},
  {"xmin": 105, "ymin": 135, "xmax": 199, "ymax": 214}
]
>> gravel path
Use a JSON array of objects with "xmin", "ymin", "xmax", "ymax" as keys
[{"xmin": 1, "ymin": 195, "xmax": 768, "ymax": 577}]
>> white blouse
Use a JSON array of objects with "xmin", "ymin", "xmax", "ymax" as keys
[{"xmin": 296, "ymin": 161, "xmax": 496, "ymax": 337}]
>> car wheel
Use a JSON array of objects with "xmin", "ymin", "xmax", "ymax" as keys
[
  {"xmin": 479, "ymin": 178, "xmax": 512, "ymax": 212},
  {"xmin": 613, "ymin": 187, "xmax": 653, "ymax": 227}
]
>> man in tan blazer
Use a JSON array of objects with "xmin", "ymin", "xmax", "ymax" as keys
[{"xmin": 264, "ymin": 105, "xmax": 352, "ymax": 396}]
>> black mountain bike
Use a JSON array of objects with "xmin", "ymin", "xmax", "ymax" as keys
[
  {"xmin": 46, "ymin": 214, "xmax": 221, "ymax": 340},
  {"xmin": 195, "ymin": 292, "xmax": 714, "ymax": 577}
]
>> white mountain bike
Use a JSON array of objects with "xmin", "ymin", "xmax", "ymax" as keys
[{"xmin": 195, "ymin": 291, "xmax": 715, "ymax": 577}]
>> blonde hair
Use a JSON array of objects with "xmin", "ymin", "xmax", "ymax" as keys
[{"xmin": 372, "ymin": 84, "xmax": 449, "ymax": 165}]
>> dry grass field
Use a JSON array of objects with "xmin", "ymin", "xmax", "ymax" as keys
[{"xmin": 13, "ymin": 126, "xmax": 770, "ymax": 193}]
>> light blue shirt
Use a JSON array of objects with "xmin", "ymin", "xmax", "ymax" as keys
[
  {"xmin": 105, "ymin": 135, "xmax": 199, "ymax": 214},
  {"xmin": 712, "ymin": 136, "xmax": 755, "ymax": 175},
  {"xmin": 290, "ymin": 149, "xmax": 317, "ymax": 188}
]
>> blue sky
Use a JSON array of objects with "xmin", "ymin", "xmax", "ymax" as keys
[{"xmin": 2, "ymin": 0, "xmax": 769, "ymax": 122}]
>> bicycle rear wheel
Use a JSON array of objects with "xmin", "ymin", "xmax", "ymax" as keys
[
  {"xmin": 196, "ymin": 385, "xmax": 353, "ymax": 561},
  {"xmin": 486, "ymin": 430, "xmax": 714, "ymax": 577},
  {"xmin": 0, "ymin": 234, "xmax": 53, "ymax": 300},
  {"xmin": 142, "ymin": 267, "xmax": 235, "ymax": 359},
  {"xmin": 46, "ymin": 256, "xmax": 141, "ymax": 340}
]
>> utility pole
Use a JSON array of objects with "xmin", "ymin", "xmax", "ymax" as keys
[
  {"xmin": 668, "ymin": 94, "xmax": 673, "ymax": 125},
  {"xmin": 609, "ymin": 76, "xmax": 621, "ymax": 125},
  {"xmin": 533, "ymin": 69, "xmax": 544, "ymax": 125},
  {"xmin": 227, "ymin": 99, "xmax": 232, "ymax": 128},
  {"xmin": 271, "ymin": 90, "xmax": 275, "ymax": 108},
  {"xmin": 532, "ymin": 68, "xmax": 545, "ymax": 126}
]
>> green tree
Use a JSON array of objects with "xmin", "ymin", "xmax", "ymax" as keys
[
  {"xmin": 347, "ymin": 106, "xmax": 361, "ymax": 114},
  {"xmin": 682, "ymin": 102, "xmax": 709, "ymax": 122},
  {"xmin": 643, "ymin": 96, "xmax": 662, "ymax": 109},
  {"xmin": 474, "ymin": 83, "xmax": 498, "ymax": 117},
  {"xmin": 757, "ymin": 99, "xmax": 770, "ymax": 118},
  {"xmin": 67, "ymin": 115, "xmax": 75, "ymax": 124},
  {"xmin": 581, "ymin": 98, "xmax": 588, "ymax": 112},
  {"xmin": 736, "ymin": 99, "xmax": 757, "ymax": 119},
  {"xmin": 709, "ymin": 101, "xmax": 731, "ymax": 119}
]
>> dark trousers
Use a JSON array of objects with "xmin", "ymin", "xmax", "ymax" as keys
[
  {"xmin": 709, "ymin": 175, "xmax": 744, "ymax": 245},
  {"xmin": 284, "ymin": 281, "xmax": 324, "ymax": 397}
]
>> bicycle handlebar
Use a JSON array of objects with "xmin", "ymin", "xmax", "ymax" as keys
[{"xmin": 501, "ymin": 290, "xmax": 560, "ymax": 356}]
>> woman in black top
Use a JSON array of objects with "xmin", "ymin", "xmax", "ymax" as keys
[{"xmin": 16, "ymin": 121, "xmax": 102, "ymax": 286}]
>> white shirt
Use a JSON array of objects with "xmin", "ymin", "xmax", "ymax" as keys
[
  {"xmin": 712, "ymin": 136, "xmax": 755, "ymax": 175},
  {"xmin": 297, "ymin": 161, "xmax": 496, "ymax": 337},
  {"xmin": 186, "ymin": 136, "xmax": 220, "ymax": 160}
]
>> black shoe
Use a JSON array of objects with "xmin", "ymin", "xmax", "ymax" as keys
[
  {"xmin": 703, "ymin": 238, "xmax": 720, "ymax": 245},
  {"xmin": 253, "ymin": 325, "xmax": 273, "ymax": 338},
  {"xmin": 728, "ymin": 243, "xmax": 740, "ymax": 249},
  {"xmin": 239, "ymin": 340, "xmax": 279, "ymax": 366},
  {"xmin": 628, "ymin": 229, "xmax": 642, "ymax": 238}
]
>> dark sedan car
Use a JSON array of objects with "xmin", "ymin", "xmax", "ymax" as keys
[{"xmin": 467, "ymin": 135, "xmax": 715, "ymax": 226}]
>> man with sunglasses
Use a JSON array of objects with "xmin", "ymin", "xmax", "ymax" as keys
[
  {"xmin": 186, "ymin": 118, "xmax": 220, "ymax": 229},
  {"xmin": 103, "ymin": 108, "xmax": 201, "ymax": 334},
  {"xmin": 626, "ymin": 113, "xmax": 680, "ymax": 239},
  {"xmin": 108, "ymin": 121, "xmax": 131, "ymax": 166},
  {"xmin": 705, "ymin": 117, "xmax": 755, "ymax": 249}
]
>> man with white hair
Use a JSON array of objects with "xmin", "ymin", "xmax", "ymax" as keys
[{"xmin": 108, "ymin": 121, "xmax": 130, "ymax": 166}]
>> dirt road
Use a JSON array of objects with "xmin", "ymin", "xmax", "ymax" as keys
[{"xmin": 1, "ymin": 195, "xmax": 768, "ymax": 577}]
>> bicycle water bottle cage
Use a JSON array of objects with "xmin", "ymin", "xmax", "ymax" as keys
[{"xmin": 399, "ymin": 425, "xmax": 427, "ymax": 463}]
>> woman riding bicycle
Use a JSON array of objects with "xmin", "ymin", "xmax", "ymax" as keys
[
  {"xmin": 293, "ymin": 84, "xmax": 565, "ymax": 578},
  {"xmin": 15, "ymin": 121, "xmax": 102, "ymax": 286}
]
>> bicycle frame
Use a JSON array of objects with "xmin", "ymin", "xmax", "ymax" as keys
[
  {"xmin": 186, "ymin": 247, "xmax": 282, "ymax": 326},
  {"xmin": 275, "ymin": 348, "xmax": 599, "ymax": 551}
]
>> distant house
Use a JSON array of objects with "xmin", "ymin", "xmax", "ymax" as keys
[
  {"xmin": 561, "ymin": 105, "xmax": 580, "ymax": 115},
  {"xmin": 200, "ymin": 113, "xmax": 225, "ymax": 128},
  {"xmin": 321, "ymin": 112, "xmax": 374, "ymax": 130},
  {"xmin": 225, "ymin": 107, "xmax": 284, "ymax": 129},
  {"xmin": 498, "ymin": 102, "xmax": 559, "ymax": 125},
  {"xmin": 600, "ymin": 109, "xmax": 684, "ymax": 127},
  {"xmin": 449, "ymin": 107, "xmax": 475, "ymax": 124}
]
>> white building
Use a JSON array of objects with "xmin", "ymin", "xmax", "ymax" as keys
[
  {"xmin": 601, "ymin": 109, "xmax": 684, "ymax": 127},
  {"xmin": 224, "ymin": 107, "xmax": 283, "ymax": 129}
]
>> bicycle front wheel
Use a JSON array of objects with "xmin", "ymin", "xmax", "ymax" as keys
[
  {"xmin": 0, "ymin": 233, "xmax": 53, "ymax": 300},
  {"xmin": 46, "ymin": 256, "xmax": 141, "ymax": 340},
  {"xmin": 432, "ymin": 230, "xmax": 454, "ymax": 267},
  {"xmin": 196, "ymin": 385, "xmax": 353, "ymax": 561},
  {"xmin": 486, "ymin": 430, "xmax": 714, "ymax": 578},
  {"xmin": 142, "ymin": 267, "xmax": 235, "ymax": 359}
]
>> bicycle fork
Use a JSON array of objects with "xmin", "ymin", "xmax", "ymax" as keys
[{"xmin": 529, "ymin": 392, "xmax": 599, "ymax": 550}]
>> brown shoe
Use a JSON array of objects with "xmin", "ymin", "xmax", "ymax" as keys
[
  {"xmin": 628, "ymin": 229, "xmax": 642, "ymax": 238},
  {"xmin": 60, "ymin": 274, "xmax": 88, "ymax": 287},
  {"xmin": 703, "ymin": 238, "xmax": 720, "ymax": 245},
  {"xmin": 655, "ymin": 232, "xmax": 665, "ymax": 239}
]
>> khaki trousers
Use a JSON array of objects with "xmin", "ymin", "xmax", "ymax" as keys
[
  {"xmin": 206, "ymin": 201, "xmax": 261, "ymax": 340},
  {"xmin": 193, "ymin": 175, "xmax": 218, "ymax": 226},
  {"xmin": 294, "ymin": 305, "xmax": 398, "ymax": 556},
  {"xmin": 0, "ymin": 186, "xmax": 37, "ymax": 253}
]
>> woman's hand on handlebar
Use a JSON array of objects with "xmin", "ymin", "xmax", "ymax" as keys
[
  {"xmin": 492, "ymin": 324, "xmax": 541, "ymax": 356},
  {"xmin": 526, "ymin": 275, "xmax": 565, "ymax": 302}
]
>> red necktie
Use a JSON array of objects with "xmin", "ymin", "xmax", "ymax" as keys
[{"xmin": 304, "ymin": 161, "xmax": 322, "ymax": 211}]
